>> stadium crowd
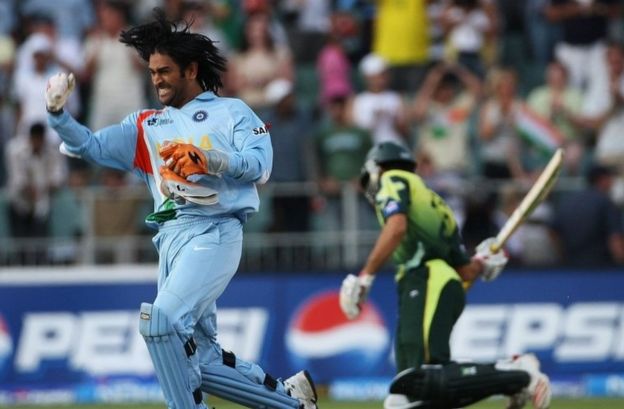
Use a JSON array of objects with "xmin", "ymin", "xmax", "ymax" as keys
[{"xmin": 0, "ymin": 0, "xmax": 622, "ymax": 269}]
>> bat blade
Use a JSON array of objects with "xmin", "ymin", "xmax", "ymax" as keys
[{"xmin": 490, "ymin": 148, "xmax": 564, "ymax": 253}]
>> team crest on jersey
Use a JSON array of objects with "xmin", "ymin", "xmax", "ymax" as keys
[{"xmin": 193, "ymin": 110, "xmax": 208, "ymax": 122}]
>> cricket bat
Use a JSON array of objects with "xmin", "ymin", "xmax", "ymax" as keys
[{"xmin": 490, "ymin": 148, "xmax": 564, "ymax": 253}]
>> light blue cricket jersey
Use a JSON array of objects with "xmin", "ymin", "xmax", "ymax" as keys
[{"xmin": 48, "ymin": 91, "xmax": 273, "ymax": 228}]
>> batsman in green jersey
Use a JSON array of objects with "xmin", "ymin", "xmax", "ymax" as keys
[{"xmin": 339, "ymin": 142, "xmax": 552, "ymax": 409}]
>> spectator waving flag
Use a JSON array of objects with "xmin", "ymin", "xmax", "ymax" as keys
[{"xmin": 514, "ymin": 104, "xmax": 564, "ymax": 156}]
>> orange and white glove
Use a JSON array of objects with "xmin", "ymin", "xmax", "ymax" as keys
[
  {"xmin": 339, "ymin": 273, "xmax": 375, "ymax": 320},
  {"xmin": 159, "ymin": 166, "xmax": 218, "ymax": 205},
  {"xmin": 159, "ymin": 141, "xmax": 228, "ymax": 178},
  {"xmin": 46, "ymin": 72, "xmax": 75, "ymax": 113}
]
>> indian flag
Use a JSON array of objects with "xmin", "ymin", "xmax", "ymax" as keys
[{"xmin": 514, "ymin": 104, "xmax": 564, "ymax": 156}]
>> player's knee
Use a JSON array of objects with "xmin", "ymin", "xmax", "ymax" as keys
[{"xmin": 139, "ymin": 302, "xmax": 175, "ymax": 337}]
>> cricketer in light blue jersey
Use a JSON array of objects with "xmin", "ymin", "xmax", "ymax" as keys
[
  {"xmin": 45, "ymin": 9, "xmax": 317, "ymax": 409},
  {"xmin": 49, "ymin": 92, "xmax": 271, "ymax": 226}
]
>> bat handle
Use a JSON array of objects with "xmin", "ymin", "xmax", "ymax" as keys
[{"xmin": 489, "ymin": 241, "xmax": 502, "ymax": 254}]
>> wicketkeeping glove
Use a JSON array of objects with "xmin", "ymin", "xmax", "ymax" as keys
[
  {"xmin": 46, "ymin": 72, "xmax": 75, "ymax": 113},
  {"xmin": 159, "ymin": 166, "xmax": 219, "ymax": 205},
  {"xmin": 159, "ymin": 141, "xmax": 229, "ymax": 178},
  {"xmin": 339, "ymin": 273, "xmax": 375, "ymax": 320},
  {"xmin": 474, "ymin": 237, "xmax": 509, "ymax": 282}
]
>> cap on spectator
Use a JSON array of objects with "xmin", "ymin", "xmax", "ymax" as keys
[
  {"xmin": 30, "ymin": 33, "xmax": 52, "ymax": 55},
  {"xmin": 265, "ymin": 78, "xmax": 293, "ymax": 105},
  {"xmin": 359, "ymin": 53, "xmax": 388, "ymax": 77}
]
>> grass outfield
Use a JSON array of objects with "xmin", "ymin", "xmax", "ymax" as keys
[{"xmin": 11, "ymin": 398, "xmax": 624, "ymax": 408}]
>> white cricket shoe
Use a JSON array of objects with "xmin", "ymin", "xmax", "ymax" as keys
[
  {"xmin": 383, "ymin": 393, "xmax": 425, "ymax": 409},
  {"xmin": 284, "ymin": 370, "xmax": 318, "ymax": 409},
  {"xmin": 503, "ymin": 354, "xmax": 551, "ymax": 409}
]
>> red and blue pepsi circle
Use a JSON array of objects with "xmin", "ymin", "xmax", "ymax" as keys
[{"xmin": 285, "ymin": 291, "xmax": 390, "ymax": 383}]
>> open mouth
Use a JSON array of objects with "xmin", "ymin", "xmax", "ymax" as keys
[{"xmin": 158, "ymin": 87, "xmax": 171, "ymax": 99}]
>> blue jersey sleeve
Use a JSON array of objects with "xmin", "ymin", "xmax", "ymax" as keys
[
  {"xmin": 48, "ymin": 110, "xmax": 141, "ymax": 172},
  {"xmin": 224, "ymin": 100, "xmax": 273, "ymax": 184}
]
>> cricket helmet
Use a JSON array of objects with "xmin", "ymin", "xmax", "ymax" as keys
[{"xmin": 359, "ymin": 142, "xmax": 416, "ymax": 204}]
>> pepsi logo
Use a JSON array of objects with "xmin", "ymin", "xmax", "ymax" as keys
[
  {"xmin": 285, "ymin": 291, "xmax": 389, "ymax": 382},
  {"xmin": 0, "ymin": 316, "xmax": 13, "ymax": 378}
]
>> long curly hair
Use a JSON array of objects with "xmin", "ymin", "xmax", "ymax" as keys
[{"xmin": 119, "ymin": 8, "xmax": 226, "ymax": 93}]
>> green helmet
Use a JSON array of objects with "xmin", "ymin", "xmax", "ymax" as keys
[
  {"xmin": 365, "ymin": 142, "xmax": 416, "ymax": 167},
  {"xmin": 360, "ymin": 142, "xmax": 416, "ymax": 204}
]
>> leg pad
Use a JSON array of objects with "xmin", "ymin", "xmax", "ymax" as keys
[
  {"xmin": 390, "ymin": 362, "xmax": 530, "ymax": 408},
  {"xmin": 139, "ymin": 303, "xmax": 202, "ymax": 409},
  {"xmin": 201, "ymin": 364, "xmax": 299, "ymax": 409}
]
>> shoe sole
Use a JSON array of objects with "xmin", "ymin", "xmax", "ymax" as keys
[
  {"xmin": 383, "ymin": 394, "xmax": 427, "ymax": 409},
  {"xmin": 303, "ymin": 369, "xmax": 319, "ymax": 407},
  {"xmin": 533, "ymin": 376, "xmax": 551, "ymax": 409}
]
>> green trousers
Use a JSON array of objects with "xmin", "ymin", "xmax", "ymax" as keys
[{"xmin": 395, "ymin": 259, "xmax": 466, "ymax": 372}]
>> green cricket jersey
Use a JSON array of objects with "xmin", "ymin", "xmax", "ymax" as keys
[{"xmin": 374, "ymin": 169, "xmax": 470, "ymax": 281}]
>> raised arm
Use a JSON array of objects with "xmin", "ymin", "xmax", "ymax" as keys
[{"xmin": 46, "ymin": 73, "xmax": 141, "ymax": 172}]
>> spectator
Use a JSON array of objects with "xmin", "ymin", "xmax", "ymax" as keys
[
  {"xmin": 0, "ymin": 0, "xmax": 15, "ymax": 98},
  {"xmin": 5, "ymin": 122, "xmax": 66, "ymax": 241},
  {"xmin": 20, "ymin": 0, "xmax": 95, "ymax": 42},
  {"xmin": 0, "ymin": 0, "xmax": 16, "ymax": 36},
  {"xmin": 93, "ymin": 168, "xmax": 145, "ymax": 263},
  {"xmin": 227, "ymin": 11, "xmax": 294, "ymax": 109},
  {"xmin": 262, "ymin": 78, "xmax": 314, "ymax": 232},
  {"xmin": 551, "ymin": 164, "xmax": 624, "ymax": 267},
  {"xmin": 13, "ymin": 34, "xmax": 60, "ymax": 141},
  {"xmin": 526, "ymin": 60, "xmax": 587, "ymax": 174},
  {"xmin": 314, "ymin": 94, "xmax": 373, "ymax": 229},
  {"xmin": 83, "ymin": 0, "xmax": 147, "ymax": 131},
  {"xmin": 242, "ymin": 0, "xmax": 289, "ymax": 48},
  {"xmin": 48, "ymin": 166, "xmax": 89, "ymax": 264},
  {"xmin": 13, "ymin": 15, "xmax": 82, "ymax": 133},
  {"xmin": 371, "ymin": 0, "xmax": 430, "ymax": 92},
  {"xmin": 440, "ymin": 0, "xmax": 497, "ymax": 78},
  {"xmin": 181, "ymin": 0, "xmax": 231, "ymax": 55},
  {"xmin": 546, "ymin": 0, "xmax": 621, "ymax": 93},
  {"xmin": 478, "ymin": 68, "xmax": 526, "ymax": 179},
  {"xmin": 559, "ymin": 43, "xmax": 624, "ymax": 176},
  {"xmin": 0, "ymin": 10, "xmax": 15, "ymax": 186},
  {"xmin": 527, "ymin": 61, "xmax": 584, "ymax": 141},
  {"xmin": 15, "ymin": 13, "xmax": 85, "ymax": 81},
  {"xmin": 316, "ymin": 95, "xmax": 371, "ymax": 194},
  {"xmin": 585, "ymin": 43, "xmax": 624, "ymax": 173},
  {"xmin": 525, "ymin": 0, "xmax": 562, "ymax": 68},
  {"xmin": 282, "ymin": 0, "xmax": 331, "ymax": 64},
  {"xmin": 350, "ymin": 53, "xmax": 409, "ymax": 147},
  {"xmin": 316, "ymin": 12, "xmax": 355, "ymax": 108},
  {"xmin": 372, "ymin": 0, "xmax": 430, "ymax": 92},
  {"xmin": 411, "ymin": 62, "xmax": 482, "ymax": 177}
]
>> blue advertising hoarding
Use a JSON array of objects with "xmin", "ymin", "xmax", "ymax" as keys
[{"xmin": 0, "ymin": 266, "xmax": 622, "ymax": 404}]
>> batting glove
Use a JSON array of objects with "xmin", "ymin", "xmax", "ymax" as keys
[
  {"xmin": 46, "ymin": 72, "xmax": 75, "ymax": 113},
  {"xmin": 159, "ymin": 141, "xmax": 230, "ymax": 178},
  {"xmin": 159, "ymin": 166, "xmax": 219, "ymax": 205},
  {"xmin": 474, "ymin": 237, "xmax": 508, "ymax": 282},
  {"xmin": 339, "ymin": 273, "xmax": 375, "ymax": 320}
]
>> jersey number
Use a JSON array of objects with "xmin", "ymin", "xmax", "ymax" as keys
[{"xmin": 430, "ymin": 191, "xmax": 455, "ymax": 238}]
